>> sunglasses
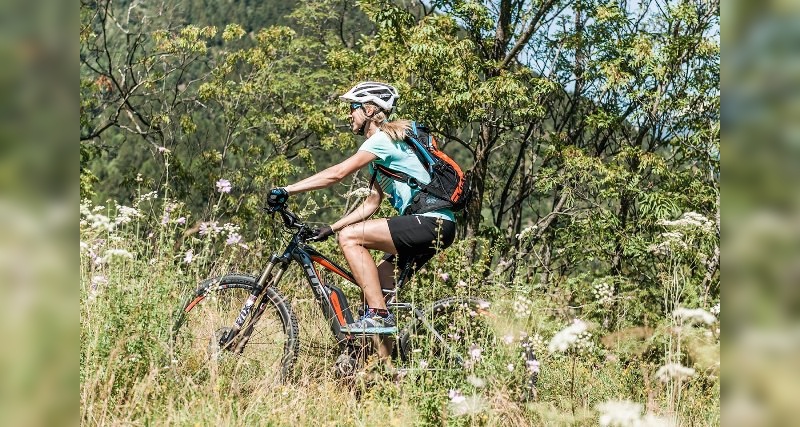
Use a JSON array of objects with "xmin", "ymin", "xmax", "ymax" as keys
[{"xmin": 349, "ymin": 102, "xmax": 363, "ymax": 111}]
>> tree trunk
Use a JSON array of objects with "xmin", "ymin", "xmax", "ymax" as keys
[{"xmin": 466, "ymin": 125, "xmax": 492, "ymax": 237}]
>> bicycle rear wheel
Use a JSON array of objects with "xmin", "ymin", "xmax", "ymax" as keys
[
  {"xmin": 172, "ymin": 274, "xmax": 299, "ymax": 390},
  {"xmin": 398, "ymin": 297, "xmax": 497, "ymax": 369}
]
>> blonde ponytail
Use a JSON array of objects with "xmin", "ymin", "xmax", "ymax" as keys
[{"xmin": 369, "ymin": 110, "xmax": 411, "ymax": 141}]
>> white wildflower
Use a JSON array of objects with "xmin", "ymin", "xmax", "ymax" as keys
[
  {"xmin": 157, "ymin": 146, "xmax": 170, "ymax": 153},
  {"xmin": 468, "ymin": 343, "xmax": 482, "ymax": 361},
  {"xmin": 672, "ymin": 307, "xmax": 716, "ymax": 325},
  {"xmin": 477, "ymin": 300, "xmax": 490, "ymax": 309},
  {"xmin": 507, "ymin": 363, "xmax": 515, "ymax": 372},
  {"xmin": 115, "ymin": 206, "xmax": 140, "ymax": 225},
  {"xmin": 466, "ymin": 375, "xmax": 485, "ymax": 388},
  {"xmin": 710, "ymin": 302, "xmax": 720, "ymax": 316},
  {"xmin": 184, "ymin": 249, "xmax": 194, "ymax": 264},
  {"xmin": 439, "ymin": 272, "xmax": 450, "ymax": 281},
  {"xmin": 85, "ymin": 212, "xmax": 114, "ymax": 231},
  {"xmin": 658, "ymin": 211, "xmax": 714, "ymax": 233},
  {"xmin": 503, "ymin": 334, "xmax": 515, "ymax": 345},
  {"xmin": 135, "ymin": 191, "xmax": 159, "ymax": 205},
  {"xmin": 176, "ymin": 216, "xmax": 186, "ymax": 225},
  {"xmin": 574, "ymin": 331, "xmax": 595, "ymax": 351},
  {"xmin": 513, "ymin": 295, "xmax": 533, "ymax": 318},
  {"xmin": 450, "ymin": 396, "xmax": 486, "ymax": 417},
  {"xmin": 655, "ymin": 363, "xmax": 695, "ymax": 383},
  {"xmin": 597, "ymin": 400, "xmax": 674, "ymax": 427},
  {"xmin": 660, "ymin": 231, "xmax": 684, "ymax": 241},
  {"xmin": 515, "ymin": 225, "xmax": 538, "ymax": 241},
  {"xmin": 90, "ymin": 275, "xmax": 108, "ymax": 288},
  {"xmin": 597, "ymin": 400, "xmax": 643, "ymax": 427},
  {"xmin": 418, "ymin": 359, "xmax": 428, "ymax": 369},
  {"xmin": 548, "ymin": 319, "xmax": 589, "ymax": 353},
  {"xmin": 448, "ymin": 389, "xmax": 465, "ymax": 404},
  {"xmin": 222, "ymin": 222, "xmax": 240, "ymax": 233},
  {"xmin": 648, "ymin": 231, "xmax": 689, "ymax": 255},
  {"xmin": 521, "ymin": 333, "xmax": 546, "ymax": 352},
  {"xmin": 593, "ymin": 281, "xmax": 615, "ymax": 305},
  {"xmin": 346, "ymin": 187, "xmax": 371, "ymax": 198},
  {"xmin": 457, "ymin": 280, "xmax": 467, "ymax": 287},
  {"xmin": 102, "ymin": 249, "xmax": 133, "ymax": 262}
]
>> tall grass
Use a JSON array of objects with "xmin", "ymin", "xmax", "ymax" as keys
[{"xmin": 80, "ymin": 196, "xmax": 719, "ymax": 426}]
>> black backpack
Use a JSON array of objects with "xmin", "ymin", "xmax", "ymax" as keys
[{"xmin": 370, "ymin": 122, "xmax": 471, "ymax": 215}]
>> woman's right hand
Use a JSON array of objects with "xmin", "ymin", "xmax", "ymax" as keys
[{"xmin": 308, "ymin": 225, "xmax": 334, "ymax": 242}]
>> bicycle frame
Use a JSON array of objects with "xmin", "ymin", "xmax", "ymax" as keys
[{"xmin": 229, "ymin": 207, "xmax": 418, "ymax": 351}]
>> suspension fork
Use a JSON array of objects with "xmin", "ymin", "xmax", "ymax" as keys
[
  {"xmin": 220, "ymin": 256, "xmax": 287, "ymax": 350},
  {"xmin": 233, "ymin": 266, "xmax": 291, "ymax": 353}
]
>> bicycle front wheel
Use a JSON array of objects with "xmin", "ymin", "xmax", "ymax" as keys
[{"xmin": 172, "ymin": 274, "xmax": 299, "ymax": 389}]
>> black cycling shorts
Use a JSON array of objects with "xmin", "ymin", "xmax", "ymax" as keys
[{"xmin": 383, "ymin": 215, "xmax": 456, "ymax": 274}]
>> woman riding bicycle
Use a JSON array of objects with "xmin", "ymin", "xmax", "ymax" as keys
[{"xmin": 267, "ymin": 81, "xmax": 456, "ymax": 335}]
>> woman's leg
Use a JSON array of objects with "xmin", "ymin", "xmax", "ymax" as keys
[
  {"xmin": 337, "ymin": 218, "xmax": 397, "ymax": 311},
  {"xmin": 373, "ymin": 258, "xmax": 398, "ymax": 360}
]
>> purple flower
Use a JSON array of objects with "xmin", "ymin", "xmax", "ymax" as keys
[
  {"xmin": 440, "ymin": 272, "xmax": 450, "ymax": 281},
  {"xmin": 216, "ymin": 179, "xmax": 232, "ymax": 193},
  {"xmin": 176, "ymin": 217, "xmax": 186, "ymax": 225},
  {"xmin": 199, "ymin": 221, "xmax": 220, "ymax": 236},
  {"xmin": 184, "ymin": 250, "xmax": 194, "ymax": 264},
  {"xmin": 225, "ymin": 233, "xmax": 242, "ymax": 246},
  {"xmin": 526, "ymin": 359, "xmax": 541, "ymax": 375}
]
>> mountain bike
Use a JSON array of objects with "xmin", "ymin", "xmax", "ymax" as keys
[{"xmin": 172, "ymin": 205, "xmax": 538, "ymax": 390}]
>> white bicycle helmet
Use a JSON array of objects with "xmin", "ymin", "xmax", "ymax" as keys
[{"xmin": 339, "ymin": 81, "xmax": 400, "ymax": 112}]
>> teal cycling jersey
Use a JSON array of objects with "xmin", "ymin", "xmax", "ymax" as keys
[{"xmin": 358, "ymin": 130, "xmax": 455, "ymax": 223}]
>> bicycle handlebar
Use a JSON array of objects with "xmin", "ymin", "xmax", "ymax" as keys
[
  {"xmin": 267, "ymin": 204, "xmax": 314, "ymax": 240},
  {"xmin": 266, "ymin": 204, "xmax": 301, "ymax": 227}
]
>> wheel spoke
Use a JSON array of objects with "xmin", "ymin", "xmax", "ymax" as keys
[{"xmin": 172, "ymin": 279, "xmax": 299, "ymax": 388}]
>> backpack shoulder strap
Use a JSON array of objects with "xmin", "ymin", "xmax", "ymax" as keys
[
  {"xmin": 404, "ymin": 122, "xmax": 436, "ymax": 172},
  {"xmin": 372, "ymin": 163, "xmax": 421, "ymax": 189},
  {"xmin": 368, "ymin": 165, "xmax": 379, "ymax": 190}
]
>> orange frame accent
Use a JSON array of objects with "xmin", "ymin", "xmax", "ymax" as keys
[
  {"xmin": 185, "ymin": 296, "xmax": 204, "ymax": 312},
  {"xmin": 310, "ymin": 256, "xmax": 352, "ymax": 282},
  {"xmin": 328, "ymin": 292, "xmax": 347, "ymax": 325},
  {"xmin": 310, "ymin": 255, "xmax": 354, "ymax": 326}
]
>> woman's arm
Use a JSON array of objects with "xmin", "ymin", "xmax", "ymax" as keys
[
  {"xmin": 331, "ymin": 182, "xmax": 383, "ymax": 231},
  {"xmin": 285, "ymin": 151, "xmax": 376, "ymax": 194}
]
